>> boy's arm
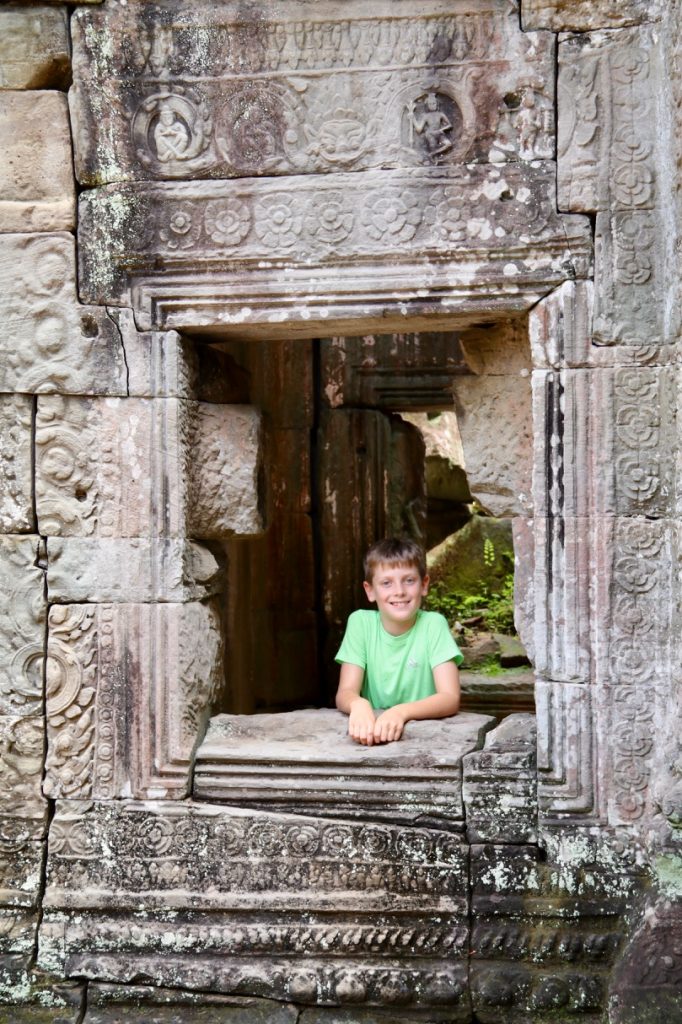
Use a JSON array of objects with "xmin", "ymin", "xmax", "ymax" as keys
[
  {"xmin": 373, "ymin": 660, "xmax": 460, "ymax": 743},
  {"xmin": 335, "ymin": 662, "xmax": 377, "ymax": 746}
]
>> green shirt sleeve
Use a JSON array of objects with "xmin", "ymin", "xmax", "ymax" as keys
[
  {"xmin": 427, "ymin": 612, "xmax": 464, "ymax": 667},
  {"xmin": 334, "ymin": 610, "xmax": 367, "ymax": 668}
]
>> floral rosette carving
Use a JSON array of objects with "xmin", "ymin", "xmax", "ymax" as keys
[
  {"xmin": 432, "ymin": 188, "xmax": 467, "ymax": 243},
  {"xmin": 254, "ymin": 195, "xmax": 303, "ymax": 249},
  {"xmin": 361, "ymin": 191, "xmax": 422, "ymax": 244},
  {"xmin": 204, "ymin": 198, "xmax": 251, "ymax": 248},
  {"xmin": 305, "ymin": 192, "xmax": 354, "ymax": 245},
  {"xmin": 159, "ymin": 204, "xmax": 202, "ymax": 250}
]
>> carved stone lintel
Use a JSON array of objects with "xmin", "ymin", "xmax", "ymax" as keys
[
  {"xmin": 44, "ymin": 602, "xmax": 223, "ymax": 800},
  {"xmin": 78, "ymin": 167, "xmax": 592, "ymax": 333}
]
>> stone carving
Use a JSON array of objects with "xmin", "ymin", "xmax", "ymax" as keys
[
  {"xmin": 44, "ymin": 602, "xmax": 223, "ymax": 800},
  {"xmin": 0, "ymin": 91, "xmax": 75, "ymax": 232},
  {"xmin": 194, "ymin": 709, "xmax": 494, "ymax": 825},
  {"xmin": 0, "ymin": 396, "xmax": 33, "ymax": 533},
  {"xmin": 0, "ymin": 536, "xmax": 47, "ymax": 721},
  {"xmin": 0, "ymin": 714, "xmax": 45, "ymax": 820},
  {"xmin": 559, "ymin": 28, "xmax": 670, "ymax": 347},
  {"xmin": 79, "ymin": 167, "xmax": 591, "ymax": 334},
  {"xmin": 85, "ymin": 985, "xmax": 299, "ymax": 1024},
  {"xmin": 470, "ymin": 842, "xmax": 634, "ymax": 1022},
  {"xmin": 0, "ymin": 234, "xmax": 127, "ymax": 396},
  {"xmin": 105, "ymin": 309, "xmax": 199, "ymax": 399},
  {"xmin": 536, "ymin": 682, "xmax": 596, "ymax": 821},
  {"xmin": 35, "ymin": 396, "xmax": 262, "ymax": 542},
  {"xmin": 0, "ymin": 5, "xmax": 70, "ymax": 90},
  {"xmin": 70, "ymin": 1, "xmax": 554, "ymax": 183},
  {"xmin": 490, "ymin": 81, "xmax": 554, "ymax": 162},
  {"xmin": 40, "ymin": 800, "xmax": 469, "ymax": 1010},
  {"xmin": 522, "ymin": 0, "xmax": 663, "ymax": 31},
  {"xmin": 462, "ymin": 714, "xmax": 537, "ymax": 843}
]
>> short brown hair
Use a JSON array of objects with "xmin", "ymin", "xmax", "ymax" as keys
[{"xmin": 363, "ymin": 537, "xmax": 427, "ymax": 582}]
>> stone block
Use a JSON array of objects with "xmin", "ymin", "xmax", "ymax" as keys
[
  {"xmin": 194, "ymin": 709, "xmax": 494, "ymax": 827},
  {"xmin": 191, "ymin": 404, "xmax": 262, "ymax": 538},
  {"xmin": 523, "ymin": 0, "xmax": 662, "ymax": 31},
  {"xmin": 78, "ymin": 169, "xmax": 592, "ymax": 334},
  {"xmin": 0, "ymin": 396, "xmax": 33, "ymax": 533},
  {"xmin": 0, "ymin": 234, "xmax": 127, "ymax": 396},
  {"xmin": 536, "ymin": 681, "xmax": 596, "ymax": 822},
  {"xmin": 70, "ymin": 1, "xmax": 555, "ymax": 185},
  {"xmin": 0, "ymin": 6, "xmax": 70, "ymax": 91},
  {"xmin": 558, "ymin": 27, "xmax": 673, "ymax": 348},
  {"xmin": 452, "ymin": 373, "xmax": 532, "ymax": 518},
  {"xmin": 44, "ymin": 601, "xmax": 223, "ymax": 799},
  {"xmin": 459, "ymin": 670, "xmax": 535, "ymax": 720},
  {"xmin": 609, "ymin": 899, "xmax": 682, "ymax": 1024},
  {"xmin": 85, "ymin": 986, "xmax": 299, "ymax": 1023},
  {"xmin": 36, "ymin": 396, "xmax": 262, "ymax": 542},
  {"xmin": 462, "ymin": 714, "xmax": 537, "ymax": 843},
  {"xmin": 0, "ymin": 715, "xmax": 45, "ymax": 824},
  {"xmin": 470, "ymin": 842, "xmax": 630, "ymax": 1023},
  {"xmin": 40, "ymin": 800, "xmax": 470, "ymax": 1013},
  {"xmin": 0, "ymin": 971, "xmax": 84, "ymax": 1023},
  {"xmin": 0, "ymin": 536, "xmax": 47, "ymax": 719},
  {"xmin": 45, "ymin": 538, "xmax": 223, "ymax": 604},
  {"xmin": 0, "ymin": 92, "xmax": 75, "ymax": 232},
  {"xmin": 0, "ymin": 815, "xmax": 45, "ymax": 910},
  {"xmin": 108, "ymin": 308, "xmax": 199, "ymax": 399}
]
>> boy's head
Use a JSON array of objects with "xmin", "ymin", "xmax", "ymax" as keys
[{"xmin": 363, "ymin": 537, "xmax": 427, "ymax": 583}]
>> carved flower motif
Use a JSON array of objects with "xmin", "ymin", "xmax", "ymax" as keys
[
  {"xmin": 254, "ymin": 195, "xmax": 303, "ymax": 249},
  {"xmin": 616, "ymin": 455, "xmax": 660, "ymax": 503},
  {"xmin": 137, "ymin": 816, "xmax": 173, "ymax": 855},
  {"xmin": 614, "ymin": 555, "xmax": 658, "ymax": 593},
  {"xmin": 615, "ymin": 405, "xmax": 659, "ymax": 448},
  {"xmin": 615, "ymin": 249, "xmax": 652, "ymax": 286},
  {"xmin": 611, "ymin": 47, "xmax": 649, "ymax": 84},
  {"xmin": 159, "ymin": 204, "xmax": 201, "ymax": 249},
  {"xmin": 306, "ymin": 192, "xmax": 354, "ymax": 245},
  {"xmin": 612, "ymin": 164, "xmax": 654, "ymax": 209},
  {"xmin": 433, "ymin": 189, "xmax": 466, "ymax": 242},
  {"xmin": 204, "ymin": 197, "xmax": 251, "ymax": 247},
  {"xmin": 361, "ymin": 191, "xmax": 422, "ymax": 244},
  {"xmin": 286, "ymin": 824, "xmax": 320, "ymax": 856}
]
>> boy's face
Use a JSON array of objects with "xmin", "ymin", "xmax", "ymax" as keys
[{"xmin": 363, "ymin": 561, "xmax": 429, "ymax": 635}]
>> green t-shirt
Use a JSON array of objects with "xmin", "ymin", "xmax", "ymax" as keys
[{"xmin": 335, "ymin": 609, "xmax": 463, "ymax": 710}]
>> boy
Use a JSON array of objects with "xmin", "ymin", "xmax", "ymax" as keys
[{"xmin": 335, "ymin": 537, "xmax": 463, "ymax": 746}]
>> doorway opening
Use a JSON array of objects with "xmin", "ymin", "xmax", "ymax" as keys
[{"xmin": 192, "ymin": 322, "xmax": 534, "ymax": 718}]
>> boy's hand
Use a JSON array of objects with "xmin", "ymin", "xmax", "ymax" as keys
[
  {"xmin": 348, "ymin": 698, "xmax": 377, "ymax": 746},
  {"xmin": 373, "ymin": 705, "xmax": 407, "ymax": 744}
]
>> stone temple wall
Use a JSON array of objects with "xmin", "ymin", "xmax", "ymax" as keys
[{"xmin": 0, "ymin": 1, "xmax": 681, "ymax": 1021}]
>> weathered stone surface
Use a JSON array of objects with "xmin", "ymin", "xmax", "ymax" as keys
[
  {"xmin": 0, "ymin": 971, "xmax": 84, "ymax": 1023},
  {"xmin": 108, "ymin": 308, "xmax": 199, "ymax": 399},
  {"xmin": 459, "ymin": 669, "xmax": 535, "ymax": 720},
  {"xmin": 0, "ymin": 715, "xmax": 45, "ymax": 825},
  {"xmin": 0, "ymin": 92, "xmax": 75, "ymax": 232},
  {"xmin": 0, "ymin": 234, "xmax": 126, "ymax": 395},
  {"xmin": 462, "ymin": 714, "xmax": 537, "ymax": 843},
  {"xmin": 194, "ymin": 709, "xmax": 494, "ymax": 826},
  {"xmin": 36, "ymin": 396, "xmax": 262, "ymax": 542},
  {"xmin": 40, "ymin": 800, "xmax": 470, "ymax": 1013},
  {"xmin": 85, "ymin": 985, "xmax": 299, "ymax": 1023},
  {"xmin": 402, "ymin": 411, "xmax": 470, "ymax": 504},
  {"xmin": 45, "ymin": 538, "xmax": 222, "ymax": 604},
  {"xmin": 0, "ymin": 536, "xmax": 46, "ymax": 720},
  {"xmin": 0, "ymin": 396, "xmax": 33, "ymax": 533},
  {"xmin": 78, "ymin": 167, "xmax": 592, "ymax": 334},
  {"xmin": 0, "ymin": 6, "xmax": 70, "ymax": 91},
  {"xmin": 609, "ymin": 898, "xmax": 682, "ymax": 1023},
  {"xmin": 70, "ymin": 0, "xmax": 555, "ymax": 185},
  {"xmin": 470, "ymin": 841, "xmax": 635, "ymax": 1023},
  {"xmin": 44, "ymin": 601, "xmax": 223, "ymax": 799},
  {"xmin": 192, "ymin": 405, "xmax": 262, "ymax": 538},
  {"xmin": 536, "ymin": 681, "xmax": 596, "ymax": 822},
  {"xmin": 452, "ymin": 375, "xmax": 532, "ymax": 518},
  {"xmin": 559, "ymin": 27, "xmax": 673, "ymax": 347},
  {"xmin": 522, "ymin": 0, "xmax": 662, "ymax": 31}
]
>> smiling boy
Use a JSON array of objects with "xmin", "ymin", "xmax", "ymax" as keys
[{"xmin": 335, "ymin": 537, "xmax": 463, "ymax": 745}]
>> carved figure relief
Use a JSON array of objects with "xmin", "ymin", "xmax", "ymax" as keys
[
  {"xmin": 405, "ymin": 91, "xmax": 458, "ymax": 162},
  {"xmin": 491, "ymin": 82, "xmax": 554, "ymax": 162},
  {"xmin": 133, "ymin": 89, "xmax": 213, "ymax": 174}
]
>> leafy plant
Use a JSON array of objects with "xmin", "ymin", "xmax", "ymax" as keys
[{"xmin": 425, "ymin": 573, "xmax": 516, "ymax": 635}]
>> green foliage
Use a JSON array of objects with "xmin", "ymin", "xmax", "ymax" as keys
[
  {"xmin": 483, "ymin": 537, "xmax": 495, "ymax": 567},
  {"xmin": 425, "ymin": 573, "xmax": 516, "ymax": 635}
]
